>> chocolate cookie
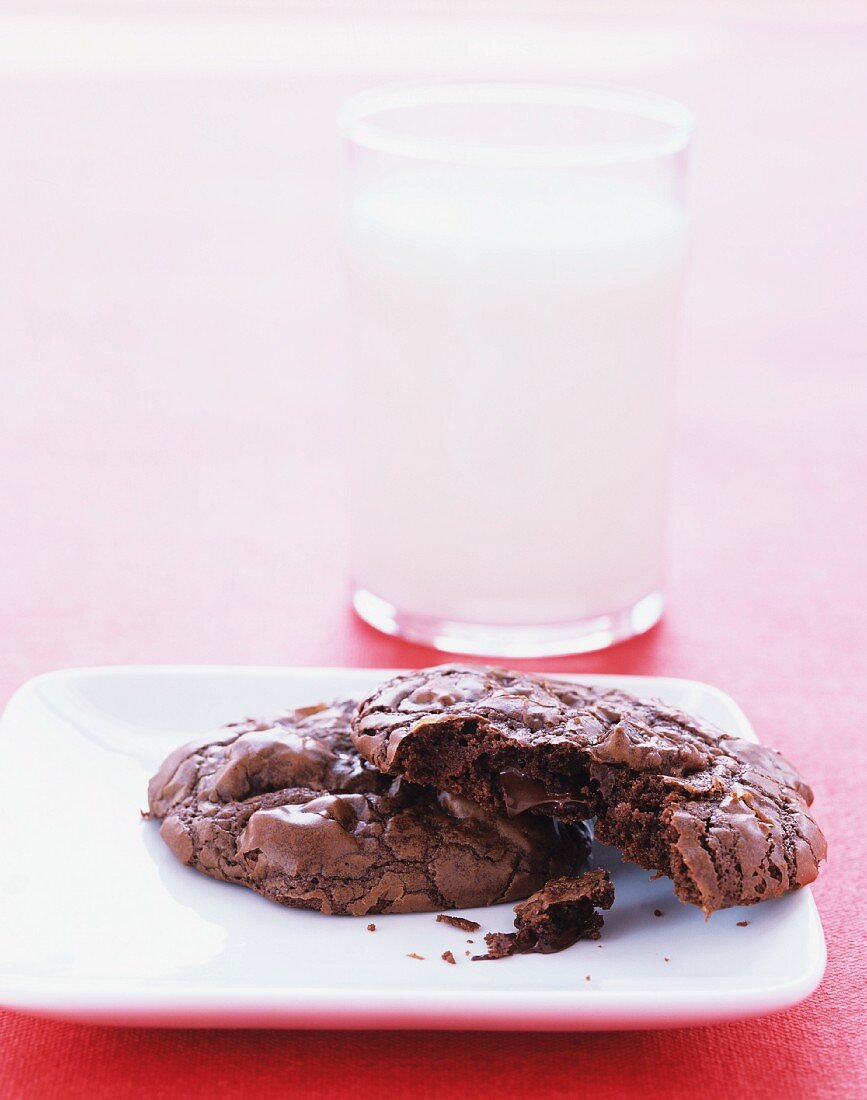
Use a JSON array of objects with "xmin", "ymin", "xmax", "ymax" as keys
[
  {"xmin": 147, "ymin": 698, "xmax": 587, "ymax": 916},
  {"xmin": 352, "ymin": 666, "xmax": 827, "ymax": 914},
  {"xmin": 473, "ymin": 869, "xmax": 615, "ymax": 960}
]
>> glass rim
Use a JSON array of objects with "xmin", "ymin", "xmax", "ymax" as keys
[{"xmin": 339, "ymin": 82, "xmax": 695, "ymax": 168}]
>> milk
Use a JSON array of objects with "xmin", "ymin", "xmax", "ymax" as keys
[{"xmin": 345, "ymin": 168, "xmax": 688, "ymax": 634}]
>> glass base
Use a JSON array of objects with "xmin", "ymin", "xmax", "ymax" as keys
[{"xmin": 352, "ymin": 588, "xmax": 663, "ymax": 658}]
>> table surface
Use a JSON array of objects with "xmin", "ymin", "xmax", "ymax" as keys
[{"xmin": 0, "ymin": 11, "xmax": 865, "ymax": 1100}]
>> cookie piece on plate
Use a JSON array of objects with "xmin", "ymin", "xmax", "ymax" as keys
[
  {"xmin": 473, "ymin": 869, "xmax": 615, "ymax": 960},
  {"xmin": 352, "ymin": 666, "xmax": 827, "ymax": 914},
  {"xmin": 147, "ymin": 698, "xmax": 587, "ymax": 916}
]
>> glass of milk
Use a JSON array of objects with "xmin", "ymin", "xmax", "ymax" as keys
[{"xmin": 340, "ymin": 84, "xmax": 693, "ymax": 657}]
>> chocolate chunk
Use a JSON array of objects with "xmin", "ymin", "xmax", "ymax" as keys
[
  {"xmin": 147, "ymin": 697, "xmax": 588, "ymax": 917},
  {"xmin": 473, "ymin": 869, "xmax": 614, "ymax": 960},
  {"xmin": 353, "ymin": 665, "xmax": 827, "ymax": 914},
  {"xmin": 367, "ymin": 923, "xmax": 376, "ymax": 932},
  {"xmin": 436, "ymin": 914, "xmax": 481, "ymax": 932}
]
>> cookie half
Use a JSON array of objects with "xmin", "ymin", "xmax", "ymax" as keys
[{"xmin": 351, "ymin": 666, "xmax": 827, "ymax": 914}]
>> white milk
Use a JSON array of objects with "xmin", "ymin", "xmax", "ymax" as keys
[{"xmin": 345, "ymin": 169, "xmax": 687, "ymax": 630}]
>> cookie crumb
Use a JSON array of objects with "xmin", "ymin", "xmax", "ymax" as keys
[
  {"xmin": 653, "ymin": 909, "xmax": 663, "ymax": 917},
  {"xmin": 737, "ymin": 920, "xmax": 749, "ymax": 927},
  {"xmin": 466, "ymin": 939, "xmax": 473, "ymax": 944},
  {"xmin": 473, "ymin": 871, "xmax": 614, "ymax": 961},
  {"xmin": 367, "ymin": 923, "xmax": 376, "ymax": 932},
  {"xmin": 442, "ymin": 950, "xmax": 456, "ymax": 965},
  {"xmin": 584, "ymin": 975, "xmax": 591, "ymax": 982},
  {"xmin": 437, "ymin": 914, "xmax": 481, "ymax": 932},
  {"xmin": 663, "ymin": 956, "xmax": 670, "ymax": 963},
  {"xmin": 407, "ymin": 952, "xmax": 424, "ymax": 960},
  {"xmin": 465, "ymin": 950, "xmax": 471, "ymax": 957}
]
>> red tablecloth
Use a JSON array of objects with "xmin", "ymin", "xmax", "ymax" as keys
[{"xmin": 0, "ymin": 14, "xmax": 864, "ymax": 1100}]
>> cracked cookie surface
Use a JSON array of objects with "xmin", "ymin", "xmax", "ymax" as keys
[
  {"xmin": 147, "ymin": 697, "xmax": 587, "ymax": 916},
  {"xmin": 351, "ymin": 666, "xmax": 827, "ymax": 914}
]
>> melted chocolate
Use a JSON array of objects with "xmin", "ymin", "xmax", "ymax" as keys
[{"xmin": 499, "ymin": 768, "xmax": 583, "ymax": 818}]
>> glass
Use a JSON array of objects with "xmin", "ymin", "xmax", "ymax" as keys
[{"xmin": 340, "ymin": 83, "xmax": 693, "ymax": 657}]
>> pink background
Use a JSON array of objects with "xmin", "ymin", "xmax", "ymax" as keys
[{"xmin": 0, "ymin": 12, "xmax": 865, "ymax": 1098}]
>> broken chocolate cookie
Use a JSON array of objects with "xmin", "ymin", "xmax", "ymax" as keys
[{"xmin": 352, "ymin": 666, "xmax": 827, "ymax": 914}]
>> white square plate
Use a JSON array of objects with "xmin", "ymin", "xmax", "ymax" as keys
[{"xmin": 0, "ymin": 666, "xmax": 825, "ymax": 1030}]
